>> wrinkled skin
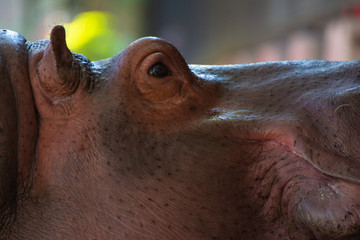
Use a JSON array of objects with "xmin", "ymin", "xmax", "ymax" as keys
[{"xmin": 0, "ymin": 25, "xmax": 360, "ymax": 239}]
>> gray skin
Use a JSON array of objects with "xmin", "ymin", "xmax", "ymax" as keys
[{"xmin": 0, "ymin": 25, "xmax": 359, "ymax": 239}]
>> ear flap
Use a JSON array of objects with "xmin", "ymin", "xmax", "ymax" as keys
[
  {"xmin": 49, "ymin": 25, "xmax": 73, "ymax": 70},
  {"xmin": 36, "ymin": 25, "xmax": 79, "ymax": 101}
]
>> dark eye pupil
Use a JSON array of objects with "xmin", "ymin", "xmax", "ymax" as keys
[{"xmin": 148, "ymin": 62, "xmax": 169, "ymax": 78}]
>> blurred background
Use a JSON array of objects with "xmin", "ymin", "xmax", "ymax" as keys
[{"xmin": 1, "ymin": 0, "xmax": 360, "ymax": 63}]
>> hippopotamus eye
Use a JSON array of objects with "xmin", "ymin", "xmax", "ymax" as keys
[{"xmin": 148, "ymin": 62, "xmax": 169, "ymax": 78}]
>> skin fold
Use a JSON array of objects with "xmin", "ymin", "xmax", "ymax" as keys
[{"xmin": 0, "ymin": 25, "xmax": 359, "ymax": 239}]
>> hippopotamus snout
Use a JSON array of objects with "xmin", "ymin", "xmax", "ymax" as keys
[
  {"xmin": 191, "ymin": 60, "xmax": 360, "ymax": 238},
  {"xmin": 192, "ymin": 60, "xmax": 360, "ymax": 183}
]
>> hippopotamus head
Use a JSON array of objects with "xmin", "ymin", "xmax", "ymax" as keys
[{"xmin": 1, "ymin": 25, "xmax": 360, "ymax": 239}]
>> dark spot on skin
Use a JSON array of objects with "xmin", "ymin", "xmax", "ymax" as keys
[
  {"xmin": 189, "ymin": 106, "xmax": 196, "ymax": 111},
  {"xmin": 294, "ymin": 140, "xmax": 296, "ymax": 146}
]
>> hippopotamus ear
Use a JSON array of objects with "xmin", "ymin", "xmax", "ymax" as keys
[
  {"xmin": 48, "ymin": 25, "xmax": 73, "ymax": 70},
  {"xmin": 31, "ymin": 25, "xmax": 78, "ymax": 103}
]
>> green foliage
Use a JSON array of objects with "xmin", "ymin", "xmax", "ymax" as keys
[{"xmin": 64, "ymin": 11, "xmax": 131, "ymax": 61}]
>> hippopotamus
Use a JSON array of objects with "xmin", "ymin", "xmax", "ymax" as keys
[{"xmin": 0, "ymin": 25, "xmax": 359, "ymax": 240}]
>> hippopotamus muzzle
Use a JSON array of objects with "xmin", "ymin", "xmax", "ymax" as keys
[{"xmin": 1, "ymin": 25, "xmax": 360, "ymax": 239}]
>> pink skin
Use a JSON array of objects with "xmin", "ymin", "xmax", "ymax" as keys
[{"xmin": 0, "ymin": 25, "xmax": 360, "ymax": 239}]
